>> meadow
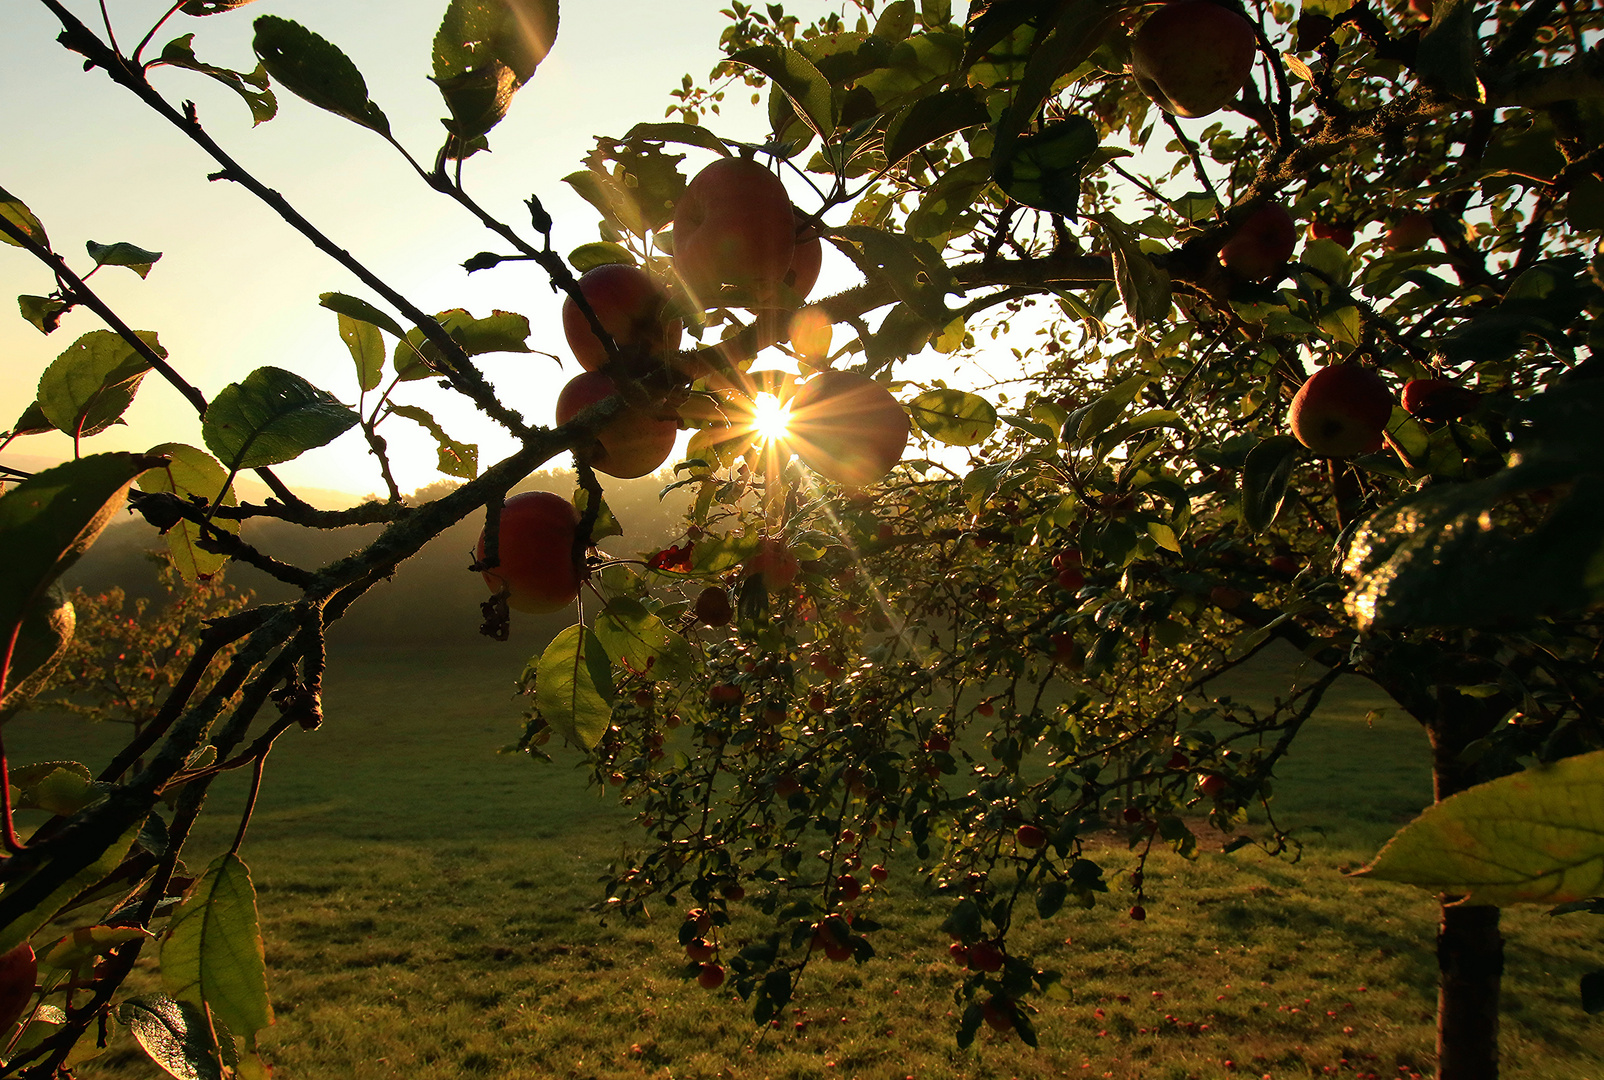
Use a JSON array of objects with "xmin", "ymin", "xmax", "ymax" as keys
[{"xmin": 8, "ymin": 642, "xmax": 1601, "ymax": 1080}]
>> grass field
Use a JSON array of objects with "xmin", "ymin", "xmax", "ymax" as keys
[{"xmin": 8, "ymin": 642, "xmax": 1601, "ymax": 1080}]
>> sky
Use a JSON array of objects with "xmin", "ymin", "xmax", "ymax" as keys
[{"xmin": 1, "ymin": 0, "xmax": 865, "ymax": 503}]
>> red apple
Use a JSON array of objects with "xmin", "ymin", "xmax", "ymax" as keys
[
  {"xmin": 968, "ymin": 941, "xmax": 1005, "ymax": 973},
  {"xmin": 1383, "ymin": 211, "xmax": 1435, "ymax": 252},
  {"xmin": 560, "ymin": 263, "xmax": 681, "ymax": 373},
  {"xmin": 1289, "ymin": 364, "xmax": 1395, "ymax": 457},
  {"xmin": 697, "ymin": 962, "xmax": 726, "ymax": 989},
  {"xmin": 981, "ymin": 997, "xmax": 1015, "ymax": 1032},
  {"xmin": 869, "ymin": 864, "xmax": 889, "ymax": 882},
  {"xmin": 1130, "ymin": 0, "xmax": 1259, "ymax": 118},
  {"xmin": 673, "ymin": 157, "xmax": 796, "ymax": 306},
  {"xmin": 836, "ymin": 873, "xmax": 862, "ymax": 901},
  {"xmin": 694, "ymin": 585, "xmax": 733, "ymax": 626},
  {"xmin": 1221, "ymin": 203, "xmax": 1297, "ymax": 282},
  {"xmin": 1309, "ymin": 220, "xmax": 1357, "ymax": 248},
  {"xmin": 1050, "ymin": 632, "xmax": 1085, "ymax": 669},
  {"xmin": 1401, "ymin": 377, "xmax": 1479, "ymax": 423},
  {"xmin": 787, "ymin": 370, "xmax": 910, "ymax": 487},
  {"xmin": 1209, "ymin": 585, "xmax": 1246, "ymax": 610},
  {"xmin": 1198, "ymin": 773, "xmax": 1228, "ymax": 797},
  {"xmin": 477, "ymin": 491, "xmax": 582, "ymax": 613},
  {"xmin": 709, "ymin": 683, "xmax": 743, "ymax": 707},
  {"xmin": 556, "ymin": 371, "xmax": 679, "ymax": 478},
  {"xmin": 745, "ymin": 537, "xmax": 800, "ymax": 589},
  {"xmin": 1129, "ymin": 904, "xmax": 1148, "ymax": 921},
  {"xmin": 1015, "ymin": 823, "xmax": 1047, "ymax": 849},
  {"xmin": 686, "ymin": 938, "xmax": 716, "ymax": 962},
  {"xmin": 783, "ymin": 217, "xmax": 823, "ymax": 306}
]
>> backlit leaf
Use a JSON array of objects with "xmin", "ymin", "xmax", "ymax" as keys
[
  {"xmin": 161, "ymin": 853, "xmax": 273, "ymax": 1037},
  {"xmin": 1356, "ymin": 750, "xmax": 1604, "ymax": 905},
  {"xmin": 202, "ymin": 367, "xmax": 358, "ymax": 470},
  {"xmin": 595, "ymin": 597, "xmax": 692, "ymax": 681},
  {"xmin": 337, "ymin": 313, "xmax": 385, "ymax": 393},
  {"xmin": 252, "ymin": 16, "xmax": 390, "ymax": 135},
  {"xmin": 0, "ymin": 184, "xmax": 49, "ymax": 249},
  {"xmin": 85, "ymin": 241, "xmax": 161, "ymax": 279},
  {"xmin": 37, "ymin": 330, "xmax": 161, "ymax": 439},
  {"xmin": 531, "ymin": 625, "xmax": 614, "ymax": 750},
  {"xmin": 1240, "ymin": 435, "xmax": 1301, "ymax": 533},
  {"xmin": 137, "ymin": 443, "xmax": 239, "ymax": 582},
  {"xmin": 908, "ymin": 389, "xmax": 996, "ymax": 446},
  {"xmin": 386, "ymin": 404, "xmax": 478, "ymax": 479},
  {"xmin": 882, "ymin": 86, "xmax": 990, "ymax": 166},
  {"xmin": 157, "ymin": 36, "xmax": 277, "ymax": 125},
  {"xmin": 316, "ymin": 292, "xmax": 405, "ymax": 338},
  {"xmin": 729, "ymin": 45, "xmax": 838, "ymax": 140}
]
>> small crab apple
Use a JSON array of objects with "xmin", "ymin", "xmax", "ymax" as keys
[
  {"xmin": 561, "ymin": 262, "xmax": 681, "ymax": 373},
  {"xmin": 1130, "ymin": 0, "xmax": 1258, "ymax": 118},
  {"xmin": 555, "ymin": 371, "xmax": 678, "ymax": 478},
  {"xmin": 1015, "ymin": 823, "xmax": 1047, "ymax": 849},
  {"xmin": 694, "ymin": 585, "xmax": 733, "ymax": 626},
  {"xmin": 869, "ymin": 864, "xmax": 889, "ymax": 882},
  {"xmin": 477, "ymin": 491, "xmax": 582, "ymax": 614},
  {"xmin": 981, "ymin": 997, "xmax": 1016, "ymax": 1032}
]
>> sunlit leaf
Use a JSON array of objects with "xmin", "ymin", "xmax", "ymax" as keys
[
  {"xmin": 908, "ymin": 389, "xmax": 996, "ymax": 446},
  {"xmin": 161, "ymin": 853, "xmax": 273, "ymax": 1037},
  {"xmin": 0, "ymin": 184, "xmax": 49, "ymax": 249},
  {"xmin": 1356, "ymin": 750, "xmax": 1604, "ymax": 905},
  {"xmin": 118, "ymin": 995, "xmax": 225, "ymax": 1080},
  {"xmin": 316, "ymin": 292, "xmax": 405, "ymax": 338},
  {"xmin": 595, "ymin": 597, "xmax": 692, "ymax": 681},
  {"xmin": 386, "ymin": 404, "xmax": 478, "ymax": 479},
  {"xmin": 138, "ymin": 443, "xmax": 239, "ymax": 581},
  {"xmin": 37, "ymin": 330, "xmax": 161, "ymax": 440},
  {"xmin": 531, "ymin": 625, "xmax": 614, "ymax": 750},
  {"xmin": 202, "ymin": 367, "xmax": 358, "ymax": 470}
]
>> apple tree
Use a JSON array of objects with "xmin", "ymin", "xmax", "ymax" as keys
[{"xmin": 2, "ymin": 0, "xmax": 1603, "ymax": 1078}]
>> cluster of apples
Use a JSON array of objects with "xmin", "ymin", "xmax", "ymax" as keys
[
  {"xmin": 481, "ymin": 156, "xmax": 912, "ymax": 616},
  {"xmin": 1289, "ymin": 366, "xmax": 1480, "ymax": 458}
]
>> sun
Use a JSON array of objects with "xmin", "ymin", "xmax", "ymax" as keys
[{"xmin": 749, "ymin": 392, "xmax": 792, "ymax": 442}]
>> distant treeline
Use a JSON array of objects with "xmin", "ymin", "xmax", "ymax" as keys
[{"xmin": 67, "ymin": 469, "xmax": 694, "ymax": 650}]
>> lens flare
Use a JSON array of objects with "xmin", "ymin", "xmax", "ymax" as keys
[{"xmin": 749, "ymin": 392, "xmax": 792, "ymax": 442}]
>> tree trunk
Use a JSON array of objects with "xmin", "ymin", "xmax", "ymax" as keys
[{"xmin": 1427, "ymin": 694, "xmax": 1506, "ymax": 1080}]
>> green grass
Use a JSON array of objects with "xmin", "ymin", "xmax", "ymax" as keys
[{"xmin": 8, "ymin": 642, "xmax": 1601, "ymax": 1080}]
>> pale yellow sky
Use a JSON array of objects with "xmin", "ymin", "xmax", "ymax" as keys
[{"xmin": 2, "ymin": 1, "xmax": 867, "ymax": 502}]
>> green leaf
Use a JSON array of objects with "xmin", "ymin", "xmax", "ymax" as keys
[
  {"xmin": 0, "ymin": 821, "xmax": 143, "ymax": 955},
  {"xmin": 728, "ymin": 45, "xmax": 838, "ymax": 140},
  {"xmin": 37, "ymin": 330, "xmax": 161, "ymax": 439},
  {"xmin": 831, "ymin": 225, "xmax": 954, "ymax": 325},
  {"xmin": 1414, "ymin": 0, "xmax": 1484, "ymax": 103},
  {"xmin": 1093, "ymin": 214, "xmax": 1170, "ymax": 328},
  {"xmin": 9, "ymin": 401, "xmax": 52, "ymax": 437},
  {"xmin": 393, "ymin": 309, "xmax": 532, "ymax": 381},
  {"xmin": 385, "ymin": 404, "xmax": 478, "ymax": 479},
  {"xmin": 118, "ymin": 995, "xmax": 225, "ymax": 1080},
  {"xmin": 433, "ymin": 0, "xmax": 558, "ymax": 86},
  {"xmin": 568, "ymin": 242, "xmax": 634, "ymax": 273},
  {"xmin": 532, "ymin": 625, "xmax": 614, "ymax": 750},
  {"xmin": 907, "ymin": 389, "xmax": 997, "ymax": 446},
  {"xmin": 990, "ymin": 0, "xmax": 1122, "ymax": 168},
  {"xmin": 337, "ymin": 313, "xmax": 385, "ymax": 393},
  {"xmin": 0, "ymin": 584, "xmax": 74, "ymax": 711},
  {"xmin": 202, "ymin": 366, "xmax": 359, "ymax": 471},
  {"xmin": 316, "ymin": 292, "xmax": 405, "ymax": 338},
  {"xmin": 0, "ymin": 184, "xmax": 49, "ymax": 249},
  {"xmin": 251, "ymin": 16, "xmax": 390, "ymax": 135},
  {"xmin": 137, "ymin": 443, "xmax": 239, "ymax": 582},
  {"xmin": 162, "ymin": 853, "xmax": 273, "ymax": 1037},
  {"xmin": 1356, "ymin": 750, "xmax": 1604, "ymax": 905},
  {"xmin": 1066, "ymin": 374, "xmax": 1147, "ymax": 444},
  {"xmin": 621, "ymin": 121, "xmax": 733, "ymax": 159},
  {"xmin": 158, "ymin": 35, "xmax": 276, "ymax": 125},
  {"xmin": 18, "ymin": 294, "xmax": 69, "ymax": 335},
  {"xmin": 882, "ymin": 86, "xmax": 990, "ymax": 166},
  {"xmin": 994, "ymin": 117, "xmax": 1101, "ymax": 215},
  {"xmin": 430, "ymin": 0, "xmax": 558, "ymax": 154},
  {"xmin": 1240, "ymin": 435, "xmax": 1301, "ymax": 533},
  {"xmin": 0, "ymin": 453, "xmax": 156, "ymax": 646},
  {"xmin": 40, "ymin": 925, "xmax": 150, "ymax": 978},
  {"xmin": 595, "ymin": 597, "xmax": 692, "ymax": 681}
]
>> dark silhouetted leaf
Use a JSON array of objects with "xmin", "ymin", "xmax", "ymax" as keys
[
  {"xmin": 0, "ymin": 184, "xmax": 49, "ymax": 249},
  {"xmin": 882, "ymin": 86, "xmax": 990, "ymax": 165},
  {"xmin": 202, "ymin": 366, "xmax": 358, "ymax": 470},
  {"xmin": 252, "ymin": 16, "xmax": 390, "ymax": 135},
  {"xmin": 1241, "ymin": 435, "xmax": 1301, "ymax": 533},
  {"xmin": 157, "ymin": 35, "xmax": 276, "ymax": 125},
  {"xmin": 386, "ymin": 404, "xmax": 479, "ymax": 479},
  {"xmin": 86, "ymin": 240, "xmax": 162, "ymax": 279},
  {"xmin": 908, "ymin": 389, "xmax": 996, "ymax": 446},
  {"xmin": 729, "ymin": 45, "xmax": 838, "ymax": 140},
  {"xmin": 317, "ymin": 292, "xmax": 406, "ymax": 338}
]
